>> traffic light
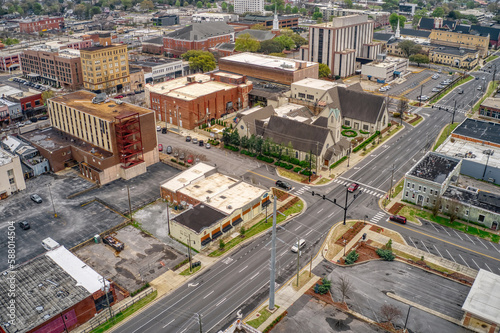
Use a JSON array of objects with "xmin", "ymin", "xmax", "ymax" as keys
[
  {"xmin": 312, "ymin": 191, "xmax": 315, "ymax": 196},
  {"xmin": 322, "ymin": 195, "xmax": 325, "ymax": 200},
  {"xmin": 362, "ymin": 233, "xmax": 367, "ymax": 241}
]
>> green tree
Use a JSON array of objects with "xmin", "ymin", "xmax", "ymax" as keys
[
  {"xmin": 318, "ymin": 63, "xmax": 331, "ymax": 78},
  {"xmin": 121, "ymin": 0, "xmax": 132, "ymax": 9},
  {"xmin": 140, "ymin": 0, "xmax": 154, "ymax": 10},
  {"xmin": 432, "ymin": 7, "xmax": 445, "ymax": 17},
  {"xmin": 240, "ymin": 226, "xmax": 246, "ymax": 237},
  {"xmin": 292, "ymin": 6, "xmax": 298, "ymax": 14},
  {"xmin": 397, "ymin": 40, "xmax": 420, "ymax": 57},
  {"xmin": 74, "ymin": 4, "xmax": 86, "ymax": 18},
  {"xmin": 221, "ymin": 1, "xmax": 227, "ymax": 11},
  {"xmin": 409, "ymin": 53, "xmax": 430, "ymax": 66},
  {"xmin": 8, "ymin": 5, "xmax": 15, "ymax": 14},
  {"xmin": 312, "ymin": 11, "xmax": 322, "ymax": 21},
  {"xmin": 389, "ymin": 13, "xmax": 406, "ymax": 31},
  {"xmin": 268, "ymin": 52, "xmax": 287, "ymax": 57},
  {"xmin": 251, "ymin": 23, "xmax": 269, "ymax": 30},
  {"xmin": 466, "ymin": 0, "xmax": 475, "ymax": 9},
  {"xmin": 235, "ymin": 33, "xmax": 260, "ymax": 52},
  {"xmin": 259, "ymin": 39, "xmax": 283, "ymax": 54},
  {"xmin": 275, "ymin": 35, "xmax": 295, "ymax": 50},
  {"xmin": 90, "ymin": 6, "xmax": 101, "ymax": 15},
  {"xmin": 33, "ymin": 2, "xmax": 42, "ymax": 15},
  {"xmin": 175, "ymin": 0, "xmax": 180, "ymax": 7},
  {"xmin": 345, "ymin": 0, "xmax": 353, "ymax": 9},
  {"xmin": 230, "ymin": 129, "xmax": 240, "ymax": 146},
  {"xmin": 41, "ymin": 90, "xmax": 55, "ymax": 103},
  {"xmin": 207, "ymin": 3, "xmax": 212, "ymax": 8},
  {"xmin": 189, "ymin": 53, "xmax": 216, "ymax": 72},
  {"xmin": 229, "ymin": 4, "xmax": 234, "ymax": 12},
  {"xmin": 196, "ymin": 1, "xmax": 202, "ymax": 8},
  {"xmin": 381, "ymin": 0, "xmax": 398, "ymax": 11},
  {"xmin": 219, "ymin": 239, "xmax": 225, "ymax": 249}
]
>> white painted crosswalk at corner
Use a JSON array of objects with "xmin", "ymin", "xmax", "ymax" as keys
[
  {"xmin": 291, "ymin": 185, "xmax": 310, "ymax": 196},
  {"xmin": 333, "ymin": 179, "xmax": 385, "ymax": 198},
  {"xmin": 370, "ymin": 212, "xmax": 386, "ymax": 224}
]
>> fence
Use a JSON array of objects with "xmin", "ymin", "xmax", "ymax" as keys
[{"xmin": 79, "ymin": 288, "xmax": 155, "ymax": 333}]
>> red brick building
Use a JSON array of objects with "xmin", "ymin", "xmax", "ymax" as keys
[
  {"xmin": 228, "ymin": 15, "xmax": 299, "ymax": 30},
  {"xmin": 163, "ymin": 22, "xmax": 234, "ymax": 57},
  {"xmin": 146, "ymin": 72, "xmax": 252, "ymax": 130},
  {"xmin": 19, "ymin": 17, "xmax": 64, "ymax": 33},
  {"xmin": 0, "ymin": 50, "xmax": 21, "ymax": 72},
  {"xmin": 0, "ymin": 85, "xmax": 43, "ymax": 118},
  {"xmin": 142, "ymin": 36, "xmax": 164, "ymax": 55}
]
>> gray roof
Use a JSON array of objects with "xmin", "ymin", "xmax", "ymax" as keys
[
  {"xmin": 166, "ymin": 22, "xmax": 233, "ymax": 41},
  {"xmin": 329, "ymin": 86, "xmax": 385, "ymax": 124},
  {"xmin": 143, "ymin": 36, "xmax": 163, "ymax": 45},
  {"xmin": 312, "ymin": 116, "xmax": 328, "ymax": 128},
  {"xmin": 442, "ymin": 185, "xmax": 500, "ymax": 215},
  {"xmin": 373, "ymin": 33, "xmax": 394, "ymax": 42},
  {"xmin": 236, "ymin": 29, "xmax": 275, "ymax": 41},
  {"xmin": 453, "ymin": 118, "xmax": 500, "ymax": 145},
  {"xmin": 239, "ymin": 105, "xmax": 276, "ymax": 136},
  {"xmin": 263, "ymin": 115, "xmax": 331, "ymax": 154},
  {"xmin": 0, "ymin": 255, "xmax": 90, "ymax": 333},
  {"xmin": 400, "ymin": 28, "xmax": 431, "ymax": 38},
  {"xmin": 409, "ymin": 152, "xmax": 460, "ymax": 184},
  {"xmin": 215, "ymin": 42, "xmax": 236, "ymax": 51},
  {"xmin": 430, "ymin": 45, "xmax": 478, "ymax": 56},
  {"xmin": 172, "ymin": 204, "xmax": 227, "ymax": 233}
]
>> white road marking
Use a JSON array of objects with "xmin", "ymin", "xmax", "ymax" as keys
[
  {"xmin": 471, "ymin": 258, "xmax": 481, "ymax": 270},
  {"xmin": 429, "ymin": 222, "xmax": 440, "ymax": 233},
  {"xmin": 163, "ymin": 319, "xmax": 175, "ymax": 328},
  {"xmin": 476, "ymin": 238, "xmax": 489, "ymax": 250},
  {"xmin": 440, "ymin": 226, "xmax": 452, "ymax": 237},
  {"xmin": 464, "ymin": 234, "xmax": 476, "ymax": 245},
  {"xmin": 203, "ymin": 291, "xmax": 214, "ymax": 299},
  {"xmin": 453, "ymin": 229, "xmax": 464, "ymax": 241},
  {"xmin": 328, "ymin": 212, "xmax": 334, "ymax": 218},
  {"xmin": 433, "ymin": 245, "xmax": 443, "ymax": 258},
  {"xmin": 250, "ymin": 272, "xmax": 259, "ymax": 280},
  {"xmin": 420, "ymin": 240, "xmax": 431, "ymax": 253},
  {"xmin": 238, "ymin": 265, "xmax": 248, "ymax": 273},
  {"xmin": 458, "ymin": 254, "xmax": 470, "ymax": 268},
  {"xmin": 409, "ymin": 237, "xmax": 418, "ymax": 248},
  {"xmin": 215, "ymin": 298, "xmax": 226, "ymax": 307},
  {"xmin": 305, "ymin": 229, "xmax": 313, "ymax": 236},
  {"xmin": 317, "ymin": 208, "xmax": 323, "ymax": 214},
  {"xmin": 445, "ymin": 249, "xmax": 456, "ymax": 263},
  {"xmin": 485, "ymin": 263, "xmax": 493, "ymax": 272},
  {"xmin": 294, "ymin": 225, "xmax": 301, "ymax": 231}
]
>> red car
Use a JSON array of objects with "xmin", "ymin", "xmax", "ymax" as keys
[
  {"xmin": 390, "ymin": 215, "xmax": 407, "ymax": 224},
  {"xmin": 114, "ymin": 95, "xmax": 124, "ymax": 99},
  {"xmin": 158, "ymin": 144, "xmax": 163, "ymax": 152},
  {"xmin": 347, "ymin": 182, "xmax": 359, "ymax": 192},
  {"xmin": 187, "ymin": 155, "xmax": 194, "ymax": 164}
]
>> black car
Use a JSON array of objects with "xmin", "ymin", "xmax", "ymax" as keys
[
  {"xmin": 166, "ymin": 146, "xmax": 173, "ymax": 154},
  {"xmin": 161, "ymin": 127, "xmax": 167, "ymax": 134},
  {"xmin": 39, "ymin": 116, "xmax": 49, "ymax": 120},
  {"xmin": 18, "ymin": 221, "xmax": 30, "ymax": 230},
  {"xmin": 275, "ymin": 180, "xmax": 292, "ymax": 190},
  {"xmin": 198, "ymin": 140, "xmax": 204, "ymax": 146},
  {"xmin": 30, "ymin": 117, "xmax": 38, "ymax": 123},
  {"xmin": 186, "ymin": 136, "xmax": 191, "ymax": 142}
]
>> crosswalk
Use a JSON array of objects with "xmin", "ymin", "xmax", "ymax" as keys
[
  {"xmin": 332, "ymin": 179, "xmax": 386, "ymax": 198},
  {"xmin": 370, "ymin": 212, "xmax": 387, "ymax": 224},
  {"xmin": 432, "ymin": 104, "xmax": 468, "ymax": 114},
  {"xmin": 291, "ymin": 185, "xmax": 310, "ymax": 196}
]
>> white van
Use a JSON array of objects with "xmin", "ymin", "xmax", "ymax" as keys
[
  {"xmin": 41, "ymin": 237, "xmax": 60, "ymax": 251},
  {"xmin": 291, "ymin": 239, "xmax": 306, "ymax": 253}
]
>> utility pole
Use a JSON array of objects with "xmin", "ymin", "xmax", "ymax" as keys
[
  {"xmin": 188, "ymin": 233, "xmax": 192, "ymax": 273},
  {"xmin": 197, "ymin": 313, "xmax": 202, "ymax": 333},
  {"xmin": 403, "ymin": 305, "xmax": 412, "ymax": 332},
  {"xmin": 101, "ymin": 277, "xmax": 114, "ymax": 323},
  {"xmin": 48, "ymin": 184, "xmax": 57, "ymax": 218},
  {"xmin": 419, "ymin": 84, "xmax": 424, "ymax": 107},
  {"xmin": 296, "ymin": 237, "xmax": 300, "ymax": 287},
  {"xmin": 312, "ymin": 187, "xmax": 362, "ymax": 226},
  {"xmin": 166, "ymin": 202, "xmax": 171, "ymax": 236},
  {"xmin": 482, "ymin": 152, "xmax": 491, "ymax": 180},
  {"xmin": 309, "ymin": 149, "xmax": 312, "ymax": 183},
  {"xmin": 347, "ymin": 141, "xmax": 351, "ymax": 167},
  {"xmin": 390, "ymin": 163, "xmax": 395, "ymax": 199},
  {"xmin": 164, "ymin": 103, "xmax": 168, "ymax": 133},
  {"xmin": 452, "ymin": 100, "xmax": 456, "ymax": 125},
  {"xmin": 176, "ymin": 105, "xmax": 180, "ymax": 132},
  {"xmin": 127, "ymin": 185, "xmax": 132, "ymax": 222},
  {"xmin": 269, "ymin": 196, "xmax": 277, "ymax": 311}
]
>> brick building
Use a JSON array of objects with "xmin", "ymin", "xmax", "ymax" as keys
[
  {"xmin": 228, "ymin": 15, "xmax": 298, "ymax": 29},
  {"xmin": 21, "ymin": 47, "xmax": 83, "ymax": 90},
  {"xmin": 0, "ymin": 49, "xmax": 21, "ymax": 72},
  {"xmin": 163, "ymin": 22, "xmax": 234, "ymax": 57},
  {"xmin": 142, "ymin": 36, "xmax": 164, "ymax": 55},
  {"xmin": 218, "ymin": 52, "xmax": 319, "ymax": 85},
  {"xmin": 0, "ymin": 85, "xmax": 43, "ymax": 119},
  {"xmin": 80, "ymin": 34, "xmax": 130, "ymax": 94},
  {"xmin": 22, "ymin": 90, "xmax": 159, "ymax": 184},
  {"xmin": 146, "ymin": 72, "xmax": 252, "ymax": 129},
  {"xmin": 19, "ymin": 16, "xmax": 64, "ymax": 33},
  {"xmin": 480, "ymin": 97, "xmax": 500, "ymax": 121}
]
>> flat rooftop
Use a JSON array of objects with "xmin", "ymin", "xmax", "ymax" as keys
[
  {"xmin": 161, "ymin": 162, "xmax": 216, "ymax": 193},
  {"xmin": 292, "ymin": 78, "xmax": 342, "ymax": 91},
  {"xmin": 364, "ymin": 57, "xmax": 408, "ymax": 68},
  {"xmin": 50, "ymin": 90, "xmax": 153, "ymax": 122},
  {"xmin": 220, "ymin": 52, "xmax": 317, "ymax": 71},
  {"xmin": 443, "ymin": 185, "xmax": 500, "ymax": 214},
  {"xmin": 129, "ymin": 58, "xmax": 181, "ymax": 67},
  {"xmin": 462, "ymin": 269, "xmax": 500, "ymax": 325},
  {"xmin": 207, "ymin": 182, "xmax": 266, "ymax": 214},
  {"xmin": 172, "ymin": 203, "xmax": 227, "ymax": 233},
  {"xmin": 453, "ymin": 118, "xmax": 500, "ymax": 146},
  {"xmin": 436, "ymin": 136, "xmax": 500, "ymax": 166},
  {"xmin": 480, "ymin": 97, "xmax": 500, "ymax": 109},
  {"xmin": 408, "ymin": 152, "xmax": 460, "ymax": 183},
  {"xmin": 0, "ymin": 147, "xmax": 14, "ymax": 167},
  {"xmin": 22, "ymin": 127, "xmax": 113, "ymax": 158},
  {"xmin": 179, "ymin": 173, "xmax": 239, "ymax": 202}
]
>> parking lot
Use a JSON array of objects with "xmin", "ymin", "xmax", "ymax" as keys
[
  {"xmin": 0, "ymin": 162, "xmax": 180, "ymax": 272},
  {"xmin": 75, "ymin": 225, "xmax": 185, "ymax": 292},
  {"xmin": 11, "ymin": 77, "xmax": 50, "ymax": 92}
]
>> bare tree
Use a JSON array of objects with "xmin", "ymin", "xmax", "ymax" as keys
[
  {"xmin": 397, "ymin": 96, "xmax": 409, "ymax": 115},
  {"xmin": 335, "ymin": 275, "xmax": 352, "ymax": 303},
  {"xmin": 432, "ymin": 196, "xmax": 442, "ymax": 217},
  {"xmin": 448, "ymin": 199, "xmax": 459, "ymax": 223},
  {"xmin": 379, "ymin": 304, "xmax": 402, "ymax": 324}
]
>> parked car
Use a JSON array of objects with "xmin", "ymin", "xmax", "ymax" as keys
[
  {"xmin": 187, "ymin": 155, "xmax": 194, "ymax": 164},
  {"xmin": 477, "ymin": 86, "xmax": 482, "ymax": 90},
  {"xmin": 156, "ymin": 125, "xmax": 161, "ymax": 131},
  {"xmin": 158, "ymin": 144, "xmax": 163, "ymax": 151},
  {"xmin": 291, "ymin": 239, "xmax": 306, "ymax": 253},
  {"xmin": 458, "ymin": 88, "xmax": 463, "ymax": 94},
  {"xmin": 30, "ymin": 117, "xmax": 38, "ymax": 123},
  {"xmin": 275, "ymin": 180, "xmax": 292, "ymax": 190},
  {"xmin": 198, "ymin": 140, "xmax": 204, "ymax": 146},
  {"xmin": 17, "ymin": 122, "xmax": 24, "ymax": 127},
  {"xmin": 179, "ymin": 152, "xmax": 185, "ymax": 160},
  {"xmin": 161, "ymin": 127, "xmax": 167, "ymax": 134},
  {"xmin": 186, "ymin": 136, "xmax": 191, "ymax": 142},
  {"xmin": 192, "ymin": 138, "xmax": 198, "ymax": 144},
  {"xmin": 389, "ymin": 215, "xmax": 407, "ymax": 224},
  {"xmin": 205, "ymin": 143, "xmax": 211, "ymax": 149},
  {"xmin": 30, "ymin": 194, "xmax": 42, "ymax": 203},
  {"xmin": 18, "ymin": 221, "xmax": 30, "ymax": 230},
  {"xmin": 348, "ymin": 182, "xmax": 359, "ymax": 192},
  {"xmin": 166, "ymin": 146, "xmax": 173, "ymax": 154},
  {"xmin": 114, "ymin": 95, "xmax": 124, "ymax": 99},
  {"xmin": 25, "ymin": 120, "xmax": 32, "ymax": 125},
  {"xmin": 39, "ymin": 116, "xmax": 49, "ymax": 120},
  {"xmin": 173, "ymin": 151, "xmax": 179, "ymax": 157}
]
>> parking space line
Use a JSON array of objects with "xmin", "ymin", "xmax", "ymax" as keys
[
  {"xmin": 445, "ymin": 249, "xmax": 456, "ymax": 263},
  {"xmin": 429, "ymin": 222, "xmax": 440, "ymax": 233},
  {"xmin": 163, "ymin": 319, "xmax": 175, "ymax": 328},
  {"xmin": 485, "ymin": 263, "xmax": 493, "ymax": 272},
  {"xmin": 471, "ymin": 258, "xmax": 481, "ymax": 270},
  {"xmin": 464, "ymin": 234, "xmax": 476, "ymax": 245},
  {"xmin": 452, "ymin": 229, "xmax": 464, "ymax": 241},
  {"xmin": 408, "ymin": 237, "xmax": 418, "ymax": 248},
  {"xmin": 433, "ymin": 245, "xmax": 443, "ymax": 258},
  {"xmin": 294, "ymin": 225, "xmax": 301, "ymax": 231},
  {"xmin": 440, "ymin": 226, "xmax": 452, "ymax": 237},
  {"xmin": 420, "ymin": 240, "xmax": 431, "ymax": 253},
  {"xmin": 317, "ymin": 208, "xmax": 323, "ymax": 214},
  {"xmin": 458, "ymin": 254, "xmax": 470, "ymax": 268},
  {"xmin": 476, "ymin": 238, "xmax": 489, "ymax": 250},
  {"xmin": 491, "ymin": 243, "xmax": 500, "ymax": 254}
]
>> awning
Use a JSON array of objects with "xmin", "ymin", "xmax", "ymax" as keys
[
  {"xmin": 262, "ymin": 200, "xmax": 272, "ymax": 208},
  {"xmin": 222, "ymin": 225, "xmax": 233, "ymax": 232},
  {"xmin": 232, "ymin": 218, "xmax": 243, "ymax": 226},
  {"xmin": 212, "ymin": 231, "xmax": 223, "ymax": 240},
  {"xmin": 394, "ymin": 71, "xmax": 401, "ymax": 75},
  {"xmin": 201, "ymin": 238, "xmax": 212, "ymax": 246}
]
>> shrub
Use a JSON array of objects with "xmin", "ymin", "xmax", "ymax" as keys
[
  {"xmin": 376, "ymin": 249, "xmax": 395, "ymax": 261},
  {"xmin": 359, "ymin": 130, "xmax": 369, "ymax": 135},
  {"xmin": 290, "ymin": 157, "xmax": 300, "ymax": 165},
  {"xmin": 284, "ymin": 164, "xmax": 293, "ymax": 170},
  {"xmin": 300, "ymin": 170, "xmax": 312, "ymax": 176},
  {"xmin": 293, "ymin": 166, "xmax": 302, "ymax": 173},
  {"xmin": 171, "ymin": 158, "xmax": 177, "ymax": 163},
  {"xmin": 341, "ymin": 129, "xmax": 357, "ymax": 137},
  {"xmin": 281, "ymin": 155, "xmax": 290, "ymax": 162},
  {"xmin": 353, "ymin": 131, "xmax": 380, "ymax": 152},
  {"xmin": 329, "ymin": 156, "xmax": 347, "ymax": 169},
  {"xmin": 393, "ymin": 112, "xmax": 401, "ymax": 118},
  {"xmin": 342, "ymin": 125, "xmax": 352, "ymax": 129},
  {"xmin": 344, "ymin": 250, "xmax": 359, "ymax": 265},
  {"xmin": 257, "ymin": 155, "xmax": 274, "ymax": 163}
]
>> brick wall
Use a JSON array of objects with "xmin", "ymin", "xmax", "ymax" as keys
[{"xmin": 163, "ymin": 34, "xmax": 231, "ymax": 56}]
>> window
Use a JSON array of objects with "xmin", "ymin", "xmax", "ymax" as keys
[
  {"xmin": 418, "ymin": 185, "xmax": 421, "ymax": 191},
  {"xmin": 423, "ymin": 187, "xmax": 426, "ymax": 193},
  {"xmin": 412, "ymin": 184, "xmax": 414, "ymax": 189},
  {"xmin": 478, "ymin": 214, "xmax": 485, "ymax": 222},
  {"xmin": 445, "ymin": 205, "xmax": 449, "ymax": 210},
  {"xmin": 426, "ymin": 198, "xmax": 429, "ymax": 203},
  {"xmin": 344, "ymin": 120, "xmax": 350, "ymax": 126},
  {"xmin": 430, "ymin": 189, "xmax": 433, "ymax": 195},
  {"xmin": 412, "ymin": 193, "xmax": 415, "ymax": 198},
  {"xmin": 298, "ymin": 93, "xmax": 305, "ymax": 98},
  {"xmin": 405, "ymin": 191, "xmax": 409, "ymax": 197},
  {"xmin": 407, "ymin": 182, "xmax": 410, "ymax": 188},
  {"xmin": 465, "ymin": 210, "xmax": 469, "ymax": 216},
  {"xmin": 306, "ymin": 94, "xmax": 314, "ymax": 100}
]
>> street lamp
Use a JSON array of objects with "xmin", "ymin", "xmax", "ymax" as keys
[
  {"xmin": 312, "ymin": 186, "xmax": 362, "ymax": 225},
  {"xmin": 347, "ymin": 141, "xmax": 352, "ymax": 167},
  {"xmin": 403, "ymin": 305, "xmax": 412, "ymax": 332},
  {"xmin": 419, "ymin": 84, "xmax": 424, "ymax": 107}
]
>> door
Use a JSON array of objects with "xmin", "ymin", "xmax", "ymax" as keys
[{"xmin": 417, "ymin": 195, "xmax": 424, "ymax": 206}]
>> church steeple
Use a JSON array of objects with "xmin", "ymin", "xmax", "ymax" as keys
[
  {"xmin": 272, "ymin": 4, "xmax": 279, "ymax": 31},
  {"xmin": 395, "ymin": 18, "xmax": 401, "ymax": 38}
]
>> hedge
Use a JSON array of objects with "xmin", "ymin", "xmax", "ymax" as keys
[
  {"xmin": 274, "ymin": 161, "xmax": 293, "ymax": 169},
  {"xmin": 376, "ymin": 248, "xmax": 395, "ymax": 261},
  {"xmin": 240, "ymin": 149, "xmax": 256, "ymax": 157},
  {"xmin": 300, "ymin": 170, "xmax": 312, "ymax": 176},
  {"xmin": 359, "ymin": 130, "xmax": 370, "ymax": 135},
  {"xmin": 224, "ymin": 144, "xmax": 240, "ymax": 152},
  {"xmin": 344, "ymin": 250, "xmax": 359, "ymax": 265},
  {"xmin": 257, "ymin": 155, "xmax": 274, "ymax": 163},
  {"xmin": 342, "ymin": 125, "xmax": 351, "ymax": 129},
  {"xmin": 341, "ymin": 129, "xmax": 357, "ymax": 137},
  {"xmin": 329, "ymin": 156, "xmax": 347, "ymax": 169},
  {"xmin": 353, "ymin": 131, "xmax": 380, "ymax": 152},
  {"xmin": 293, "ymin": 166, "xmax": 302, "ymax": 173}
]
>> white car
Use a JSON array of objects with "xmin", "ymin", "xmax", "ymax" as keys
[{"xmin": 291, "ymin": 239, "xmax": 306, "ymax": 253}]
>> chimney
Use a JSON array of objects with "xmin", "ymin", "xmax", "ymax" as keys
[{"xmin": 98, "ymin": 32, "xmax": 112, "ymax": 46}]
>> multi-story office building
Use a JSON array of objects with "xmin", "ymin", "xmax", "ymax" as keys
[
  {"xmin": 129, "ymin": 58, "xmax": 183, "ymax": 84},
  {"xmin": 80, "ymin": 34, "xmax": 130, "ymax": 94},
  {"xmin": 23, "ymin": 90, "xmax": 158, "ymax": 184},
  {"xmin": 303, "ymin": 15, "xmax": 382, "ymax": 78},
  {"xmin": 234, "ymin": 0, "xmax": 264, "ymax": 15},
  {"xmin": 19, "ymin": 16, "xmax": 64, "ymax": 33},
  {"xmin": 0, "ymin": 49, "xmax": 21, "ymax": 72},
  {"xmin": 0, "ymin": 146, "xmax": 26, "ymax": 199},
  {"xmin": 429, "ymin": 29, "xmax": 489, "ymax": 57},
  {"xmin": 152, "ymin": 14, "xmax": 179, "ymax": 27}
]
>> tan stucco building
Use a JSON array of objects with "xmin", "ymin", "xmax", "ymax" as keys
[
  {"xmin": 0, "ymin": 147, "xmax": 26, "ymax": 200},
  {"xmin": 429, "ymin": 29, "xmax": 489, "ymax": 57}
]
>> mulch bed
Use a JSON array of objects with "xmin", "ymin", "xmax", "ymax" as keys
[
  {"xmin": 278, "ymin": 197, "xmax": 300, "ymax": 213},
  {"xmin": 305, "ymin": 279, "xmax": 349, "ymax": 312},
  {"xmin": 273, "ymin": 188, "xmax": 291, "ymax": 201},
  {"xmin": 388, "ymin": 202, "xmax": 404, "ymax": 215},
  {"xmin": 301, "ymin": 174, "xmax": 319, "ymax": 184},
  {"xmin": 337, "ymin": 241, "xmax": 380, "ymax": 265},
  {"xmin": 408, "ymin": 114, "xmax": 422, "ymax": 124},
  {"xmin": 370, "ymin": 225, "xmax": 384, "ymax": 233},
  {"xmin": 335, "ymin": 222, "xmax": 364, "ymax": 246},
  {"xmin": 399, "ymin": 257, "xmax": 474, "ymax": 286}
]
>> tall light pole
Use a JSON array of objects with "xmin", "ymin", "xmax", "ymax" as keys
[
  {"xmin": 312, "ymin": 186, "xmax": 362, "ymax": 225},
  {"xmin": 269, "ymin": 196, "xmax": 277, "ymax": 311},
  {"xmin": 419, "ymin": 84, "xmax": 424, "ymax": 107},
  {"xmin": 403, "ymin": 305, "xmax": 412, "ymax": 332},
  {"xmin": 390, "ymin": 164, "xmax": 395, "ymax": 199},
  {"xmin": 347, "ymin": 141, "xmax": 351, "ymax": 167}
]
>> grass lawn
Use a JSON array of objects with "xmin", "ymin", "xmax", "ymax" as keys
[
  {"xmin": 315, "ymin": 177, "xmax": 332, "ymax": 185},
  {"xmin": 292, "ymin": 271, "xmax": 314, "ymax": 291},
  {"xmin": 398, "ymin": 204, "xmax": 500, "ymax": 243},
  {"xmin": 247, "ymin": 306, "xmax": 279, "ymax": 329},
  {"xmin": 433, "ymin": 123, "xmax": 459, "ymax": 151},
  {"xmin": 473, "ymin": 81, "xmax": 498, "ymax": 113},
  {"xmin": 430, "ymin": 76, "xmax": 473, "ymax": 104},
  {"xmin": 209, "ymin": 200, "xmax": 304, "ymax": 257},
  {"xmin": 392, "ymin": 249, "xmax": 452, "ymax": 274},
  {"xmin": 180, "ymin": 265, "xmax": 201, "ymax": 276},
  {"xmin": 410, "ymin": 117, "xmax": 423, "ymax": 126},
  {"xmin": 392, "ymin": 179, "xmax": 404, "ymax": 198},
  {"xmin": 279, "ymin": 169, "xmax": 309, "ymax": 183},
  {"xmin": 486, "ymin": 55, "xmax": 499, "ymax": 62},
  {"xmin": 91, "ymin": 290, "xmax": 158, "ymax": 333}
]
